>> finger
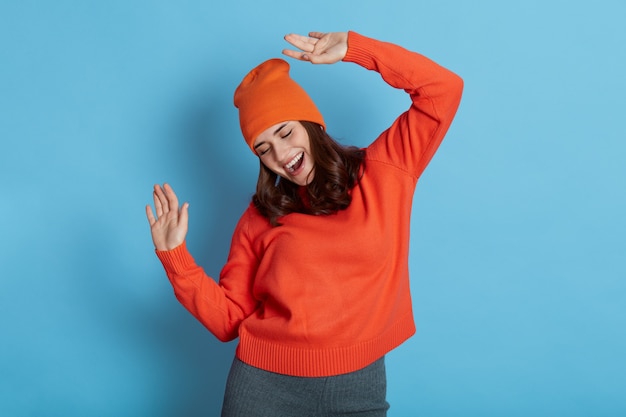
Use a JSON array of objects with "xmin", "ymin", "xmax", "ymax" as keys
[
  {"xmin": 308, "ymin": 31, "xmax": 326, "ymax": 40},
  {"xmin": 282, "ymin": 48, "xmax": 311, "ymax": 61},
  {"xmin": 153, "ymin": 188, "xmax": 164, "ymax": 218},
  {"xmin": 154, "ymin": 184, "xmax": 170, "ymax": 214},
  {"xmin": 310, "ymin": 33, "xmax": 334, "ymax": 54},
  {"xmin": 163, "ymin": 183, "xmax": 180, "ymax": 213},
  {"xmin": 179, "ymin": 202, "xmax": 189, "ymax": 229},
  {"xmin": 146, "ymin": 204, "xmax": 156, "ymax": 226},
  {"xmin": 306, "ymin": 49, "xmax": 333, "ymax": 65},
  {"xmin": 285, "ymin": 33, "xmax": 318, "ymax": 46},
  {"xmin": 283, "ymin": 33, "xmax": 317, "ymax": 52}
]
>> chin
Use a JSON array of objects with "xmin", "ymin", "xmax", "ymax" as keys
[{"xmin": 302, "ymin": 170, "xmax": 315, "ymax": 186}]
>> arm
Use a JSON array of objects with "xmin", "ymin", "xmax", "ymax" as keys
[
  {"xmin": 146, "ymin": 185, "xmax": 258, "ymax": 342},
  {"xmin": 155, "ymin": 211, "xmax": 260, "ymax": 342},
  {"xmin": 344, "ymin": 31, "xmax": 464, "ymax": 178},
  {"xmin": 283, "ymin": 31, "xmax": 464, "ymax": 179}
]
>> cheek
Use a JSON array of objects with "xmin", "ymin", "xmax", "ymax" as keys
[
  {"xmin": 259, "ymin": 155, "xmax": 272, "ymax": 166},
  {"xmin": 261, "ymin": 158, "xmax": 281, "ymax": 174}
]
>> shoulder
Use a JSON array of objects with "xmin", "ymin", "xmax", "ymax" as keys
[{"xmin": 237, "ymin": 202, "xmax": 271, "ymax": 237}]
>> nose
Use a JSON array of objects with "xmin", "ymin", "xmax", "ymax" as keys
[{"xmin": 272, "ymin": 140, "xmax": 290, "ymax": 165}]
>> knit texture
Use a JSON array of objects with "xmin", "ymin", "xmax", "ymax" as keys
[{"xmin": 156, "ymin": 31, "xmax": 463, "ymax": 377}]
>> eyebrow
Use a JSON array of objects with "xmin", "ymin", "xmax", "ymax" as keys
[{"xmin": 254, "ymin": 123, "xmax": 289, "ymax": 150}]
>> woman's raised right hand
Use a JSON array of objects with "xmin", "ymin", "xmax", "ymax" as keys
[
  {"xmin": 145, "ymin": 183, "xmax": 189, "ymax": 251},
  {"xmin": 282, "ymin": 31, "xmax": 348, "ymax": 64}
]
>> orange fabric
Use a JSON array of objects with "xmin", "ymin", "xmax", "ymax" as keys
[
  {"xmin": 234, "ymin": 58, "xmax": 325, "ymax": 152},
  {"xmin": 156, "ymin": 32, "xmax": 463, "ymax": 377}
]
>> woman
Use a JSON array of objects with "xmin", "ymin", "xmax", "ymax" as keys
[{"xmin": 146, "ymin": 31, "xmax": 463, "ymax": 416}]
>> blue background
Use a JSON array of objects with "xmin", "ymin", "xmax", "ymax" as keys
[{"xmin": 1, "ymin": 1, "xmax": 625, "ymax": 416}]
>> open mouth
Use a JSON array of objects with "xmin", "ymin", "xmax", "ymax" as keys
[{"xmin": 285, "ymin": 152, "xmax": 304, "ymax": 174}]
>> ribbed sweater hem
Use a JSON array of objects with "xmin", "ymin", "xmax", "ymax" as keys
[{"xmin": 235, "ymin": 312, "xmax": 416, "ymax": 377}]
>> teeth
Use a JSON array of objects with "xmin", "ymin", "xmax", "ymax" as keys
[{"xmin": 286, "ymin": 152, "xmax": 303, "ymax": 171}]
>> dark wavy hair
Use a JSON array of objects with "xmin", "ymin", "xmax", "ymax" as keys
[{"xmin": 252, "ymin": 121, "xmax": 365, "ymax": 226}]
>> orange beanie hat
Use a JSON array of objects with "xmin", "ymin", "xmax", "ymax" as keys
[{"xmin": 234, "ymin": 58, "xmax": 325, "ymax": 152}]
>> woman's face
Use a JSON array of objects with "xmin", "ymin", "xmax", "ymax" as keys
[{"xmin": 253, "ymin": 121, "xmax": 315, "ymax": 186}]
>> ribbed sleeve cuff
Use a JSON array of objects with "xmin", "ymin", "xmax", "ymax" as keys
[
  {"xmin": 343, "ymin": 31, "xmax": 376, "ymax": 68},
  {"xmin": 155, "ymin": 241, "xmax": 197, "ymax": 274}
]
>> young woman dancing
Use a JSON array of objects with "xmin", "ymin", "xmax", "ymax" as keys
[{"xmin": 147, "ymin": 30, "xmax": 463, "ymax": 416}]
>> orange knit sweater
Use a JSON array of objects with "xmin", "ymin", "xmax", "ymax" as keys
[{"xmin": 156, "ymin": 32, "xmax": 463, "ymax": 377}]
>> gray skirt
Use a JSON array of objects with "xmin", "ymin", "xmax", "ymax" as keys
[{"xmin": 221, "ymin": 356, "xmax": 389, "ymax": 417}]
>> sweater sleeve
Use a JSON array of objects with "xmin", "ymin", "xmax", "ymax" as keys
[
  {"xmin": 343, "ymin": 31, "xmax": 463, "ymax": 179},
  {"xmin": 155, "ymin": 208, "xmax": 260, "ymax": 342}
]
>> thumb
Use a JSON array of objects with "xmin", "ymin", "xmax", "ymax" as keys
[{"xmin": 179, "ymin": 202, "xmax": 190, "ymax": 228}]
